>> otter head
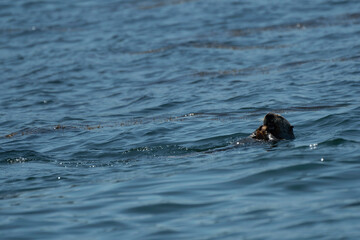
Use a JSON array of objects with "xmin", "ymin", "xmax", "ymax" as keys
[
  {"xmin": 263, "ymin": 113, "xmax": 295, "ymax": 140},
  {"xmin": 252, "ymin": 113, "xmax": 295, "ymax": 140}
]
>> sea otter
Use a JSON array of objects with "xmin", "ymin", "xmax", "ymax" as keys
[
  {"xmin": 204, "ymin": 113, "xmax": 295, "ymax": 153},
  {"xmin": 251, "ymin": 113, "xmax": 295, "ymax": 140}
]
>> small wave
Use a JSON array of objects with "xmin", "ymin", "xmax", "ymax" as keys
[
  {"xmin": 125, "ymin": 201, "xmax": 215, "ymax": 214},
  {"xmin": 211, "ymin": 161, "xmax": 327, "ymax": 193},
  {"xmin": 139, "ymin": 0, "xmax": 199, "ymax": 10},
  {"xmin": 313, "ymin": 113, "xmax": 355, "ymax": 129},
  {"xmin": 192, "ymin": 55, "xmax": 360, "ymax": 78},
  {"xmin": 231, "ymin": 11, "xmax": 360, "ymax": 36},
  {"xmin": 128, "ymin": 42, "xmax": 289, "ymax": 55},
  {"xmin": 318, "ymin": 138, "xmax": 360, "ymax": 147},
  {"xmin": 121, "ymin": 144, "xmax": 192, "ymax": 158},
  {"xmin": 0, "ymin": 150, "xmax": 49, "ymax": 164}
]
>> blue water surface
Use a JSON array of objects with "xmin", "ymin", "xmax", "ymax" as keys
[{"xmin": 1, "ymin": 0, "xmax": 360, "ymax": 239}]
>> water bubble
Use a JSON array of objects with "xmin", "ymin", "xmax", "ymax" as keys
[
  {"xmin": 309, "ymin": 143, "xmax": 318, "ymax": 149},
  {"xmin": 321, "ymin": 158, "xmax": 324, "ymax": 162},
  {"xmin": 7, "ymin": 157, "xmax": 27, "ymax": 164}
]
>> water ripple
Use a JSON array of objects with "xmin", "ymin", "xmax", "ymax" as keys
[{"xmin": 1, "ymin": 0, "xmax": 360, "ymax": 239}]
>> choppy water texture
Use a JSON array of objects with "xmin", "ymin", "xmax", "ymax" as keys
[{"xmin": 1, "ymin": 0, "xmax": 360, "ymax": 239}]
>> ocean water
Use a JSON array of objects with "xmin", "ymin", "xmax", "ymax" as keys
[{"xmin": 1, "ymin": 0, "xmax": 360, "ymax": 239}]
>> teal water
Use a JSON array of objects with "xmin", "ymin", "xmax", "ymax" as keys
[{"xmin": 1, "ymin": 0, "xmax": 360, "ymax": 239}]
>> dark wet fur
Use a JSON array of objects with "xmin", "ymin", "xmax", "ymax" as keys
[{"xmin": 252, "ymin": 113, "xmax": 295, "ymax": 140}]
